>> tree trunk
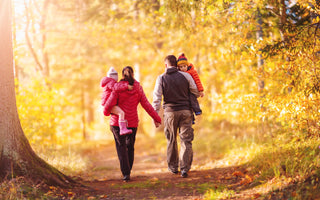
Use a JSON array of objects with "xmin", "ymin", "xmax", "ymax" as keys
[
  {"xmin": 24, "ymin": 0, "xmax": 46, "ymax": 76},
  {"xmin": 12, "ymin": 1, "xmax": 19, "ymax": 89},
  {"xmin": 256, "ymin": 8, "xmax": 264, "ymax": 93},
  {"xmin": 256, "ymin": 7, "xmax": 267, "ymax": 134},
  {"xmin": 41, "ymin": 0, "xmax": 50, "ymax": 77},
  {"xmin": 24, "ymin": 0, "xmax": 51, "ymax": 79},
  {"xmin": 0, "ymin": 0, "xmax": 74, "ymax": 187},
  {"xmin": 278, "ymin": 0, "xmax": 295, "ymax": 93},
  {"xmin": 81, "ymin": 84, "xmax": 87, "ymax": 140}
]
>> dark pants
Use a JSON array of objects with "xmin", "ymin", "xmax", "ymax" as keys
[
  {"xmin": 190, "ymin": 93, "xmax": 201, "ymax": 114},
  {"xmin": 110, "ymin": 126, "xmax": 137, "ymax": 176}
]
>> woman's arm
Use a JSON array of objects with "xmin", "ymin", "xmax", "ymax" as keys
[{"xmin": 139, "ymin": 86, "xmax": 161, "ymax": 123}]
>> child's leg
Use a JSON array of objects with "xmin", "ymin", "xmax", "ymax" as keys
[
  {"xmin": 189, "ymin": 93, "xmax": 202, "ymax": 115},
  {"xmin": 110, "ymin": 106, "xmax": 125, "ymax": 120},
  {"xmin": 111, "ymin": 106, "xmax": 132, "ymax": 135},
  {"xmin": 103, "ymin": 91, "xmax": 118, "ymax": 116}
]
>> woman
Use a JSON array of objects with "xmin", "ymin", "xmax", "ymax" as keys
[{"xmin": 104, "ymin": 66, "xmax": 161, "ymax": 181}]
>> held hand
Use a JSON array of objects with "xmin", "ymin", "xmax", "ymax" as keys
[
  {"xmin": 154, "ymin": 122, "xmax": 161, "ymax": 128},
  {"xmin": 128, "ymin": 85, "xmax": 134, "ymax": 91},
  {"xmin": 199, "ymin": 91, "xmax": 204, "ymax": 97}
]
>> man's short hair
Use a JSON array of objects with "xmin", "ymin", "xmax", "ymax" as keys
[{"xmin": 165, "ymin": 55, "xmax": 177, "ymax": 67}]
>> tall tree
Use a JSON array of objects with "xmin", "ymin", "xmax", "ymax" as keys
[
  {"xmin": 24, "ymin": 0, "xmax": 51, "ymax": 78},
  {"xmin": 0, "ymin": 0, "xmax": 73, "ymax": 186},
  {"xmin": 256, "ymin": 7, "xmax": 265, "ymax": 94}
]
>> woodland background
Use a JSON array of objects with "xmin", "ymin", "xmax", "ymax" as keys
[{"xmin": 2, "ymin": 0, "xmax": 320, "ymax": 199}]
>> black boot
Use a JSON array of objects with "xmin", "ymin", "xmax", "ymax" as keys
[{"xmin": 123, "ymin": 175, "xmax": 130, "ymax": 182}]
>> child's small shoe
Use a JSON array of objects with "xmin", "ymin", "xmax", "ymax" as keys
[
  {"xmin": 119, "ymin": 120, "xmax": 132, "ymax": 135},
  {"xmin": 192, "ymin": 114, "xmax": 196, "ymax": 124}
]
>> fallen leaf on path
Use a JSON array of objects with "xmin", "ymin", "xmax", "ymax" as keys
[
  {"xmin": 232, "ymin": 171, "xmax": 245, "ymax": 177},
  {"xmin": 253, "ymin": 193, "xmax": 261, "ymax": 199},
  {"xmin": 150, "ymin": 177, "xmax": 159, "ymax": 181},
  {"xmin": 240, "ymin": 175, "xmax": 253, "ymax": 185},
  {"xmin": 291, "ymin": 191, "xmax": 297, "ymax": 197},
  {"xmin": 246, "ymin": 167, "xmax": 253, "ymax": 172},
  {"xmin": 68, "ymin": 192, "xmax": 75, "ymax": 197}
]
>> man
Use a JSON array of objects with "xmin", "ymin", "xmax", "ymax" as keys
[{"xmin": 153, "ymin": 55, "xmax": 200, "ymax": 178}]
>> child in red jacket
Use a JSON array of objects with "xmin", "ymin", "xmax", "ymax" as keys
[
  {"xmin": 100, "ymin": 67, "xmax": 132, "ymax": 135},
  {"xmin": 177, "ymin": 53, "xmax": 204, "ymax": 122}
]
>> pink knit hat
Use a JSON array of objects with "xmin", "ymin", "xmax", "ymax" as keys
[{"xmin": 107, "ymin": 67, "xmax": 118, "ymax": 81}]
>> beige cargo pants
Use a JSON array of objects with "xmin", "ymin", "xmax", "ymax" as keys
[{"xmin": 164, "ymin": 110, "xmax": 194, "ymax": 173}]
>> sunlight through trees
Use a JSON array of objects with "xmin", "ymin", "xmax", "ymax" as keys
[{"xmin": 1, "ymin": 0, "xmax": 320, "ymax": 198}]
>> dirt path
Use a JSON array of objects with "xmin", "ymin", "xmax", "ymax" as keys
[{"xmin": 72, "ymin": 138, "xmax": 250, "ymax": 200}]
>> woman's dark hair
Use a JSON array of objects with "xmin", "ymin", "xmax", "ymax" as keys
[
  {"xmin": 164, "ymin": 55, "xmax": 177, "ymax": 67},
  {"xmin": 121, "ymin": 66, "xmax": 135, "ymax": 85}
]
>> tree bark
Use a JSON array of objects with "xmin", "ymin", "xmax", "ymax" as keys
[
  {"xmin": 81, "ymin": 84, "xmax": 87, "ymax": 140},
  {"xmin": 40, "ymin": 0, "xmax": 50, "ymax": 77},
  {"xmin": 0, "ymin": 0, "xmax": 74, "ymax": 187},
  {"xmin": 278, "ymin": 0, "xmax": 295, "ymax": 93},
  {"xmin": 256, "ymin": 8, "xmax": 264, "ymax": 93},
  {"xmin": 279, "ymin": 0, "xmax": 287, "ymax": 41},
  {"xmin": 12, "ymin": 1, "xmax": 19, "ymax": 88}
]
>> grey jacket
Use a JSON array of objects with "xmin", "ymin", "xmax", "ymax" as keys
[{"xmin": 152, "ymin": 67, "xmax": 200, "ymax": 113}]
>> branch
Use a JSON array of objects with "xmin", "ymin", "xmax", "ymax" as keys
[
  {"xmin": 266, "ymin": 5, "xmax": 280, "ymax": 17},
  {"xmin": 313, "ymin": 22, "xmax": 320, "ymax": 58},
  {"xmin": 262, "ymin": 23, "xmax": 319, "ymax": 57}
]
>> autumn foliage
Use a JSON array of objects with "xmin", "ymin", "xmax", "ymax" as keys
[{"xmin": 4, "ymin": 0, "xmax": 320, "ymax": 199}]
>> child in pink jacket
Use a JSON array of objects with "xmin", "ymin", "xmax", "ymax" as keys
[{"xmin": 100, "ymin": 67, "xmax": 132, "ymax": 135}]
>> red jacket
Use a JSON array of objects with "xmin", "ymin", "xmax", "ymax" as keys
[
  {"xmin": 101, "ymin": 77, "xmax": 129, "ymax": 116},
  {"xmin": 187, "ymin": 63, "xmax": 204, "ymax": 92},
  {"xmin": 104, "ymin": 80, "xmax": 161, "ymax": 128},
  {"xmin": 100, "ymin": 77, "xmax": 116, "ymax": 106}
]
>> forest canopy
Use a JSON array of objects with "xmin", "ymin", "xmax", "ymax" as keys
[{"xmin": 12, "ymin": 0, "xmax": 320, "ymax": 144}]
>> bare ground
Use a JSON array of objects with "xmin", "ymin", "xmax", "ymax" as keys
[
  {"xmin": 39, "ymin": 136, "xmax": 320, "ymax": 200},
  {"xmin": 70, "ymin": 138, "xmax": 253, "ymax": 200}
]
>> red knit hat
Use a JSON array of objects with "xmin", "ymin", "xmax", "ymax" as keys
[{"xmin": 177, "ymin": 53, "xmax": 188, "ymax": 66}]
